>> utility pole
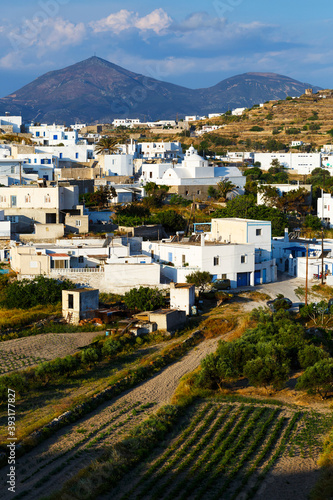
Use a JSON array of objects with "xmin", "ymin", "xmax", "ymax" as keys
[
  {"xmin": 305, "ymin": 244, "xmax": 309, "ymax": 306},
  {"xmin": 321, "ymin": 231, "xmax": 324, "ymax": 285}
]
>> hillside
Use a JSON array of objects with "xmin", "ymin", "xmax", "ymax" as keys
[
  {"xmin": 181, "ymin": 92, "xmax": 333, "ymax": 152},
  {"xmin": 0, "ymin": 57, "xmax": 321, "ymax": 124}
]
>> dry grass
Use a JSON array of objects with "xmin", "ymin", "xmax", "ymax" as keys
[
  {"xmin": 311, "ymin": 284, "xmax": 333, "ymax": 300},
  {"xmin": 0, "ymin": 304, "xmax": 60, "ymax": 331},
  {"xmin": 177, "ymin": 93, "xmax": 333, "ymax": 151}
]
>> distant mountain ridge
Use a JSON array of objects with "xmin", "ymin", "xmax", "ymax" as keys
[{"xmin": 0, "ymin": 57, "xmax": 322, "ymax": 124}]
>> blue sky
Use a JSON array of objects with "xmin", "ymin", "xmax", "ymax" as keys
[{"xmin": 0, "ymin": 0, "xmax": 332, "ymax": 96}]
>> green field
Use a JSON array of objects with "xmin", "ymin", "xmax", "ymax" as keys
[{"xmin": 103, "ymin": 401, "xmax": 332, "ymax": 500}]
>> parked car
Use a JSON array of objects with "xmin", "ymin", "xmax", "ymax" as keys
[
  {"xmin": 212, "ymin": 279, "xmax": 231, "ymax": 290},
  {"xmin": 267, "ymin": 296, "xmax": 293, "ymax": 312}
]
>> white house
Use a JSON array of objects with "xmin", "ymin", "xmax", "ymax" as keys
[
  {"xmin": 317, "ymin": 193, "xmax": 333, "ymax": 226},
  {"xmin": 0, "ymin": 185, "xmax": 80, "ymax": 232},
  {"xmin": 0, "ymin": 210, "xmax": 10, "ymax": 239},
  {"xmin": 113, "ymin": 119, "xmax": 141, "ymax": 128},
  {"xmin": 28, "ymin": 124, "xmax": 79, "ymax": 146},
  {"xmin": 36, "ymin": 145, "xmax": 95, "ymax": 163},
  {"xmin": 254, "ymin": 152, "xmax": 322, "ymax": 175},
  {"xmin": 98, "ymin": 154, "xmax": 134, "ymax": 177},
  {"xmin": 0, "ymin": 115, "xmax": 22, "ymax": 133},
  {"xmin": 232, "ymin": 108, "xmax": 247, "ymax": 116},
  {"xmin": 185, "ymin": 116, "xmax": 201, "ymax": 122},
  {"xmin": 138, "ymin": 141, "xmax": 183, "ymax": 160},
  {"xmin": 142, "ymin": 218, "xmax": 276, "ymax": 288},
  {"xmin": 140, "ymin": 146, "xmax": 246, "ymax": 192}
]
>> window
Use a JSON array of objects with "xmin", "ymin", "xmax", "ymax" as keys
[
  {"xmin": 44, "ymin": 195, "xmax": 51, "ymax": 203},
  {"xmin": 197, "ymin": 190, "xmax": 201, "ymax": 195},
  {"xmin": 68, "ymin": 294, "xmax": 74, "ymax": 309},
  {"xmin": 36, "ymin": 131, "xmax": 40, "ymax": 137},
  {"xmin": 241, "ymin": 255, "xmax": 246, "ymax": 264},
  {"xmin": 78, "ymin": 256, "xmax": 84, "ymax": 263},
  {"xmin": 25, "ymin": 194, "xmax": 31, "ymax": 203},
  {"xmin": 11, "ymin": 166, "xmax": 15, "ymax": 174},
  {"xmin": 256, "ymin": 229, "xmax": 262, "ymax": 236},
  {"xmin": 213, "ymin": 256, "xmax": 220, "ymax": 266},
  {"xmin": 59, "ymin": 153, "xmax": 63, "ymax": 159},
  {"xmin": 11, "ymin": 196, "xmax": 17, "ymax": 207},
  {"xmin": 222, "ymin": 274, "xmax": 227, "ymax": 279},
  {"xmin": 0, "ymin": 195, "xmax": 6, "ymax": 203},
  {"xmin": 53, "ymin": 135, "xmax": 58, "ymax": 140},
  {"xmin": 75, "ymin": 220, "xmax": 81, "ymax": 227},
  {"xmin": 75, "ymin": 153, "xmax": 79, "ymax": 159},
  {"xmin": 149, "ymin": 172, "xmax": 153, "ymax": 178},
  {"xmin": 185, "ymin": 190, "xmax": 189, "ymax": 196}
]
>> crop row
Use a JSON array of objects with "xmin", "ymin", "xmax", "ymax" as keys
[
  {"xmin": 211, "ymin": 408, "xmax": 280, "ymax": 500},
  {"xmin": 120, "ymin": 403, "xmax": 215, "ymax": 500},
  {"xmin": 230, "ymin": 414, "xmax": 287, "ymax": 500},
  {"xmin": 20, "ymin": 401, "xmax": 142, "ymax": 485},
  {"xmin": 134, "ymin": 405, "xmax": 221, "ymax": 499},
  {"xmin": 136, "ymin": 405, "xmax": 254, "ymax": 500},
  {"xmin": 171, "ymin": 405, "xmax": 254, "ymax": 500},
  {"xmin": 160, "ymin": 405, "xmax": 234, "ymax": 500},
  {"xmin": 246, "ymin": 411, "xmax": 301, "ymax": 499},
  {"xmin": 192, "ymin": 406, "xmax": 268, "ymax": 500}
]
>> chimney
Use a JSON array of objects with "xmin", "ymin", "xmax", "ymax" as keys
[{"xmin": 284, "ymin": 228, "xmax": 289, "ymax": 242}]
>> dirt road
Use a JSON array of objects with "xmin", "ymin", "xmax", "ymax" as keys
[{"xmin": 0, "ymin": 336, "xmax": 221, "ymax": 500}]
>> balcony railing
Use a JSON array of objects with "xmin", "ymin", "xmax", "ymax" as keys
[{"xmin": 50, "ymin": 267, "xmax": 103, "ymax": 274}]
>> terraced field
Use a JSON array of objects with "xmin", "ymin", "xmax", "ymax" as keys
[
  {"xmin": 104, "ymin": 402, "xmax": 331, "ymax": 500},
  {"xmin": 0, "ymin": 331, "xmax": 100, "ymax": 374}
]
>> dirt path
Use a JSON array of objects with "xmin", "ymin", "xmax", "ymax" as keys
[{"xmin": 0, "ymin": 336, "xmax": 221, "ymax": 500}]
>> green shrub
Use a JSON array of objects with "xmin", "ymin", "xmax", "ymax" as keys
[{"xmin": 2, "ymin": 276, "xmax": 75, "ymax": 309}]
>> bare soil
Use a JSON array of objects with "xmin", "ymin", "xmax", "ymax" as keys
[{"xmin": 0, "ymin": 331, "xmax": 100, "ymax": 374}]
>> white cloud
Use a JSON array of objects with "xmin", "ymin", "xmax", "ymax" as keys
[
  {"xmin": 135, "ymin": 9, "xmax": 172, "ymax": 34},
  {"xmin": 90, "ymin": 10, "xmax": 135, "ymax": 35},
  {"xmin": 90, "ymin": 8, "xmax": 172, "ymax": 36},
  {"xmin": 8, "ymin": 17, "xmax": 86, "ymax": 53}
]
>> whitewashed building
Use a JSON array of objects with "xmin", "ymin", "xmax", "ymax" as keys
[
  {"xmin": 0, "ymin": 115, "xmax": 22, "ymax": 133},
  {"xmin": 140, "ymin": 146, "xmax": 246, "ymax": 192},
  {"xmin": 317, "ymin": 193, "xmax": 333, "ymax": 226},
  {"xmin": 254, "ymin": 152, "xmax": 322, "ymax": 175},
  {"xmin": 142, "ymin": 218, "xmax": 276, "ymax": 288}
]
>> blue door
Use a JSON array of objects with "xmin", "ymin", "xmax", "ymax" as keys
[
  {"xmin": 262, "ymin": 268, "xmax": 267, "ymax": 283},
  {"xmin": 237, "ymin": 273, "xmax": 249, "ymax": 287},
  {"xmin": 254, "ymin": 270, "xmax": 261, "ymax": 285}
]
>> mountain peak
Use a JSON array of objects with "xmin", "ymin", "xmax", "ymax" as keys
[{"xmin": 0, "ymin": 58, "xmax": 321, "ymax": 124}]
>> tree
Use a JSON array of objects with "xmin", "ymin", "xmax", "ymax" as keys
[
  {"xmin": 298, "ymin": 344, "xmax": 329, "ymax": 369},
  {"xmin": 124, "ymin": 287, "xmax": 165, "ymax": 312},
  {"xmin": 244, "ymin": 356, "xmax": 290, "ymax": 390},
  {"xmin": 216, "ymin": 180, "xmax": 236, "ymax": 201},
  {"xmin": 296, "ymin": 359, "xmax": 333, "ymax": 399},
  {"xmin": 154, "ymin": 210, "xmax": 186, "ymax": 232},
  {"xmin": 208, "ymin": 186, "xmax": 218, "ymax": 199},
  {"xmin": 143, "ymin": 183, "xmax": 169, "ymax": 208},
  {"xmin": 89, "ymin": 186, "xmax": 117, "ymax": 208},
  {"xmin": 2, "ymin": 276, "xmax": 75, "ymax": 309},
  {"xmin": 212, "ymin": 196, "xmax": 289, "ymax": 237},
  {"xmin": 257, "ymin": 185, "xmax": 280, "ymax": 208},
  {"xmin": 95, "ymin": 137, "xmax": 120, "ymax": 155},
  {"xmin": 303, "ymin": 214, "xmax": 322, "ymax": 231},
  {"xmin": 186, "ymin": 271, "xmax": 212, "ymax": 293}
]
